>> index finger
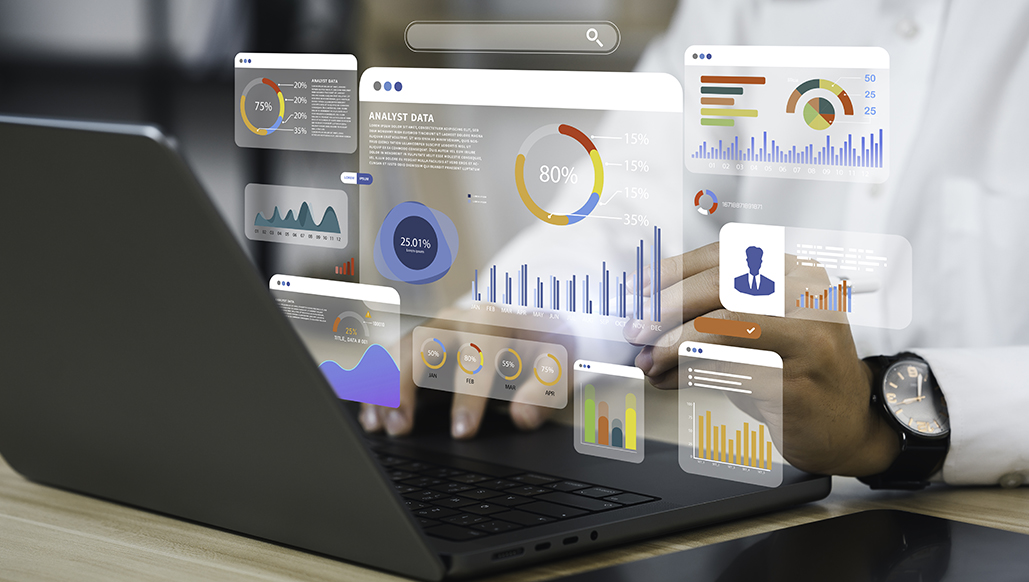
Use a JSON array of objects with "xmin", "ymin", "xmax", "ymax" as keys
[{"xmin": 640, "ymin": 242, "xmax": 719, "ymax": 293}]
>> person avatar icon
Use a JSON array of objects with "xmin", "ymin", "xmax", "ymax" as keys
[{"xmin": 734, "ymin": 246, "xmax": 775, "ymax": 296}]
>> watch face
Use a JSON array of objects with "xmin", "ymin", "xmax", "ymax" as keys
[{"xmin": 883, "ymin": 360, "xmax": 950, "ymax": 437}]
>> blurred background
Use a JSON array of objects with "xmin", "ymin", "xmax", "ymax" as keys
[{"xmin": 0, "ymin": 0, "xmax": 676, "ymax": 269}]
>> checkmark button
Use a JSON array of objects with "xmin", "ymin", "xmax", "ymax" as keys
[{"xmin": 694, "ymin": 316, "xmax": 762, "ymax": 340}]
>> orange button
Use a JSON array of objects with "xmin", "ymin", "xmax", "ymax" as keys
[{"xmin": 694, "ymin": 316, "xmax": 761, "ymax": 339}]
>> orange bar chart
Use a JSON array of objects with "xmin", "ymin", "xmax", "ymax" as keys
[{"xmin": 696, "ymin": 409, "xmax": 772, "ymax": 471}]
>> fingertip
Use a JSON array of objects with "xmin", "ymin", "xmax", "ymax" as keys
[
  {"xmin": 624, "ymin": 321, "xmax": 642, "ymax": 342},
  {"xmin": 360, "ymin": 406, "xmax": 382, "ymax": 432},
  {"xmin": 451, "ymin": 409, "xmax": 479, "ymax": 440},
  {"xmin": 511, "ymin": 404, "xmax": 545, "ymax": 431},
  {"xmin": 385, "ymin": 408, "xmax": 411, "ymax": 436},
  {"xmin": 635, "ymin": 346, "xmax": 654, "ymax": 375}
]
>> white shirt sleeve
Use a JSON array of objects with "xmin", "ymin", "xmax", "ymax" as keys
[{"xmin": 911, "ymin": 347, "xmax": 1029, "ymax": 486}]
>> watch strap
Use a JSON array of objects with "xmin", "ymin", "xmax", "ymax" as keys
[{"xmin": 859, "ymin": 431, "xmax": 947, "ymax": 490}]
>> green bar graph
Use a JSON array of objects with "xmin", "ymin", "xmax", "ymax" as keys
[{"xmin": 584, "ymin": 384, "xmax": 595, "ymax": 444}]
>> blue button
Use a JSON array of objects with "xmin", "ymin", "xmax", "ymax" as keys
[{"xmin": 357, "ymin": 173, "xmax": 374, "ymax": 185}]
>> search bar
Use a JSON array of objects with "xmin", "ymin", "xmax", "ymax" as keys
[{"xmin": 405, "ymin": 21, "xmax": 620, "ymax": 54}]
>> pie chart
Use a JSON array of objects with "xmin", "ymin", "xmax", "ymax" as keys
[{"xmin": 802, "ymin": 97, "xmax": 835, "ymax": 130}]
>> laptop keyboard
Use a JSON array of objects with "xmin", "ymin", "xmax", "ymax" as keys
[{"xmin": 372, "ymin": 450, "xmax": 659, "ymax": 542}]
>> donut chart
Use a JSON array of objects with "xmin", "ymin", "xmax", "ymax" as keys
[
  {"xmin": 533, "ymin": 353, "xmax": 563, "ymax": 387},
  {"xmin": 495, "ymin": 348, "xmax": 523, "ymax": 381},
  {"xmin": 240, "ymin": 77, "xmax": 285, "ymax": 136},
  {"xmin": 694, "ymin": 189, "xmax": 718, "ymax": 215},
  {"xmin": 515, "ymin": 124, "xmax": 604, "ymax": 226},
  {"xmin": 458, "ymin": 343, "xmax": 484, "ymax": 375}
]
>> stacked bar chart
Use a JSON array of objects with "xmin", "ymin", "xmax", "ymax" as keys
[{"xmin": 472, "ymin": 226, "xmax": 663, "ymax": 322}]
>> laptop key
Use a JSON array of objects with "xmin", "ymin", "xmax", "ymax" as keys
[
  {"xmin": 511, "ymin": 473, "xmax": 559, "ymax": 486},
  {"xmin": 576, "ymin": 486, "xmax": 623, "ymax": 498},
  {"xmin": 464, "ymin": 503, "xmax": 507, "ymax": 515},
  {"xmin": 417, "ymin": 517, "xmax": 437, "ymax": 527},
  {"xmin": 519, "ymin": 501, "xmax": 588, "ymax": 519},
  {"xmin": 422, "ymin": 468, "xmax": 466, "ymax": 479},
  {"xmin": 376, "ymin": 455, "xmax": 407, "ymax": 467},
  {"xmin": 434, "ymin": 496, "xmax": 479, "ymax": 509},
  {"xmin": 425, "ymin": 524, "xmax": 489, "ymax": 542},
  {"xmin": 442, "ymin": 514, "xmax": 487, "ymax": 527},
  {"xmin": 450, "ymin": 473, "xmax": 490, "ymax": 484},
  {"xmin": 538, "ymin": 492, "xmax": 621, "ymax": 511},
  {"xmin": 394, "ymin": 461, "xmax": 436, "ymax": 473},
  {"xmin": 400, "ymin": 477, "xmax": 445, "ymax": 488},
  {"xmin": 394, "ymin": 484, "xmax": 420, "ymax": 494},
  {"xmin": 486, "ymin": 494, "xmax": 533, "ymax": 507},
  {"xmin": 473, "ymin": 520, "xmax": 523, "ymax": 534},
  {"xmin": 492, "ymin": 510, "xmax": 555, "ymax": 526},
  {"xmin": 415, "ymin": 506, "xmax": 459, "ymax": 519},
  {"xmin": 603, "ymin": 493, "xmax": 655, "ymax": 506},
  {"xmin": 405, "ymin": 500, "xmax": 429, "ymax": 511},
  {"xmin": 388, "ymin": 470, "xmax": 416, "ymax": 481},
  {"xmin": 461, "ymin": 488, "xmax": 502, "ymax": 500},
  {"xmin": 478, "ymin": 479, "xmax": 518, "ymax": 490},
  {"xmin": 507, "ymin": 485, "xmax": 549, "ymax": 496},
  {"xmin": 548, "ymin": 480, "xmax": 592, "ymax": 492},
  {"xmin": 404, "ymin": 490, "xmax": 447, "ymax": 503},
  {"xmin": 430, "ymin": 482, "xmax": 474, "ymax": 495}
]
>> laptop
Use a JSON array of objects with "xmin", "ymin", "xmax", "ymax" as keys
[{"xmin": 0, "ymin": 116, "xmax": 829, "ymax": 580}]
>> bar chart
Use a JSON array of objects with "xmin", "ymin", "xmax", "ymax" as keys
[
  {"xmin": 797, "ymin": 280, "xmax": 852, "ymax": 312},
  {"xmin": 679, "ymin": 342, "xmax": 783, "ymax": 487},
  {"xmin": 472, "ymin": 225, "xmax": 663, "ymax": 321},
  {"xmin": 685, "ymin": 45, "xmax": 889, "ymax": 183},
  {"xmin": 574, "ymin": 360, "xmax": 645, "ymax": 464},
  {"xmin": 694, "ymin": 406, "xmax": 772, "ymax": 471},
  {"xmin": 583, "ymin": 386, "xmax": 638, "ymax": 450}
]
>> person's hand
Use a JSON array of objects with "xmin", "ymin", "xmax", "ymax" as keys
[
  {"xmin": 358, "ymin": 307, "xmax": 558, "ymax": 440},
  {"xmin": 624, "ymin": 242, "xmax": 900, "ymax": 477}
]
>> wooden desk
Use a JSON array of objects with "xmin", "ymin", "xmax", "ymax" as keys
[{"xmin": 1, "ymin": 453, "xmax": 1026, "ymax": 581}]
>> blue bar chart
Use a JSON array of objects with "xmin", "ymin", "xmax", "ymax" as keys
[{"xmin": 472, "ymin": 226, "xmax": 663, "ymax": 322}]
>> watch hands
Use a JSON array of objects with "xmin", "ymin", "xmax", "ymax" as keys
[
  {"xmin": 899, "ymin": 396, "xmax": 926, "ymax": 404},
  {"xmin": 917, "ymin": 373, "xmax": 923, "ymax": 399}
]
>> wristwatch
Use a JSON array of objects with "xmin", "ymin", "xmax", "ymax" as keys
[{"xmin": 859, "ymin": 353, "xmax": 950, "ymax": 490}]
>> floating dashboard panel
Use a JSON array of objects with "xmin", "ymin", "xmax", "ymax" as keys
[
  {"xmin": 412, "ymin": 326, "xmax": 568, "ymax": 410},
  {"xmin": 685, "ymin": 46, "xmax": 890, "ymax": 184},
  {"xmin": 235, "ymin": 52, "xmax": 357, "ymax": 153}
]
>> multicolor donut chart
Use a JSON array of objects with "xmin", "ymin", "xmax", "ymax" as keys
[
  {"xmin": 694, "ymin": 189, "xmax": 718, "ymax": 215},
  {"xmin": 240, "ymin": 77, "xmax": 285, "ymax": 136},
  {"xmin": 515, "ymin": 123, "xmax": 604, "ymax": 226}
]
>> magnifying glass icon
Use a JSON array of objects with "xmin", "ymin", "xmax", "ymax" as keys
[{"xmin": 586, "ymin": 27, "xmax": 604, "ymax": 48}]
